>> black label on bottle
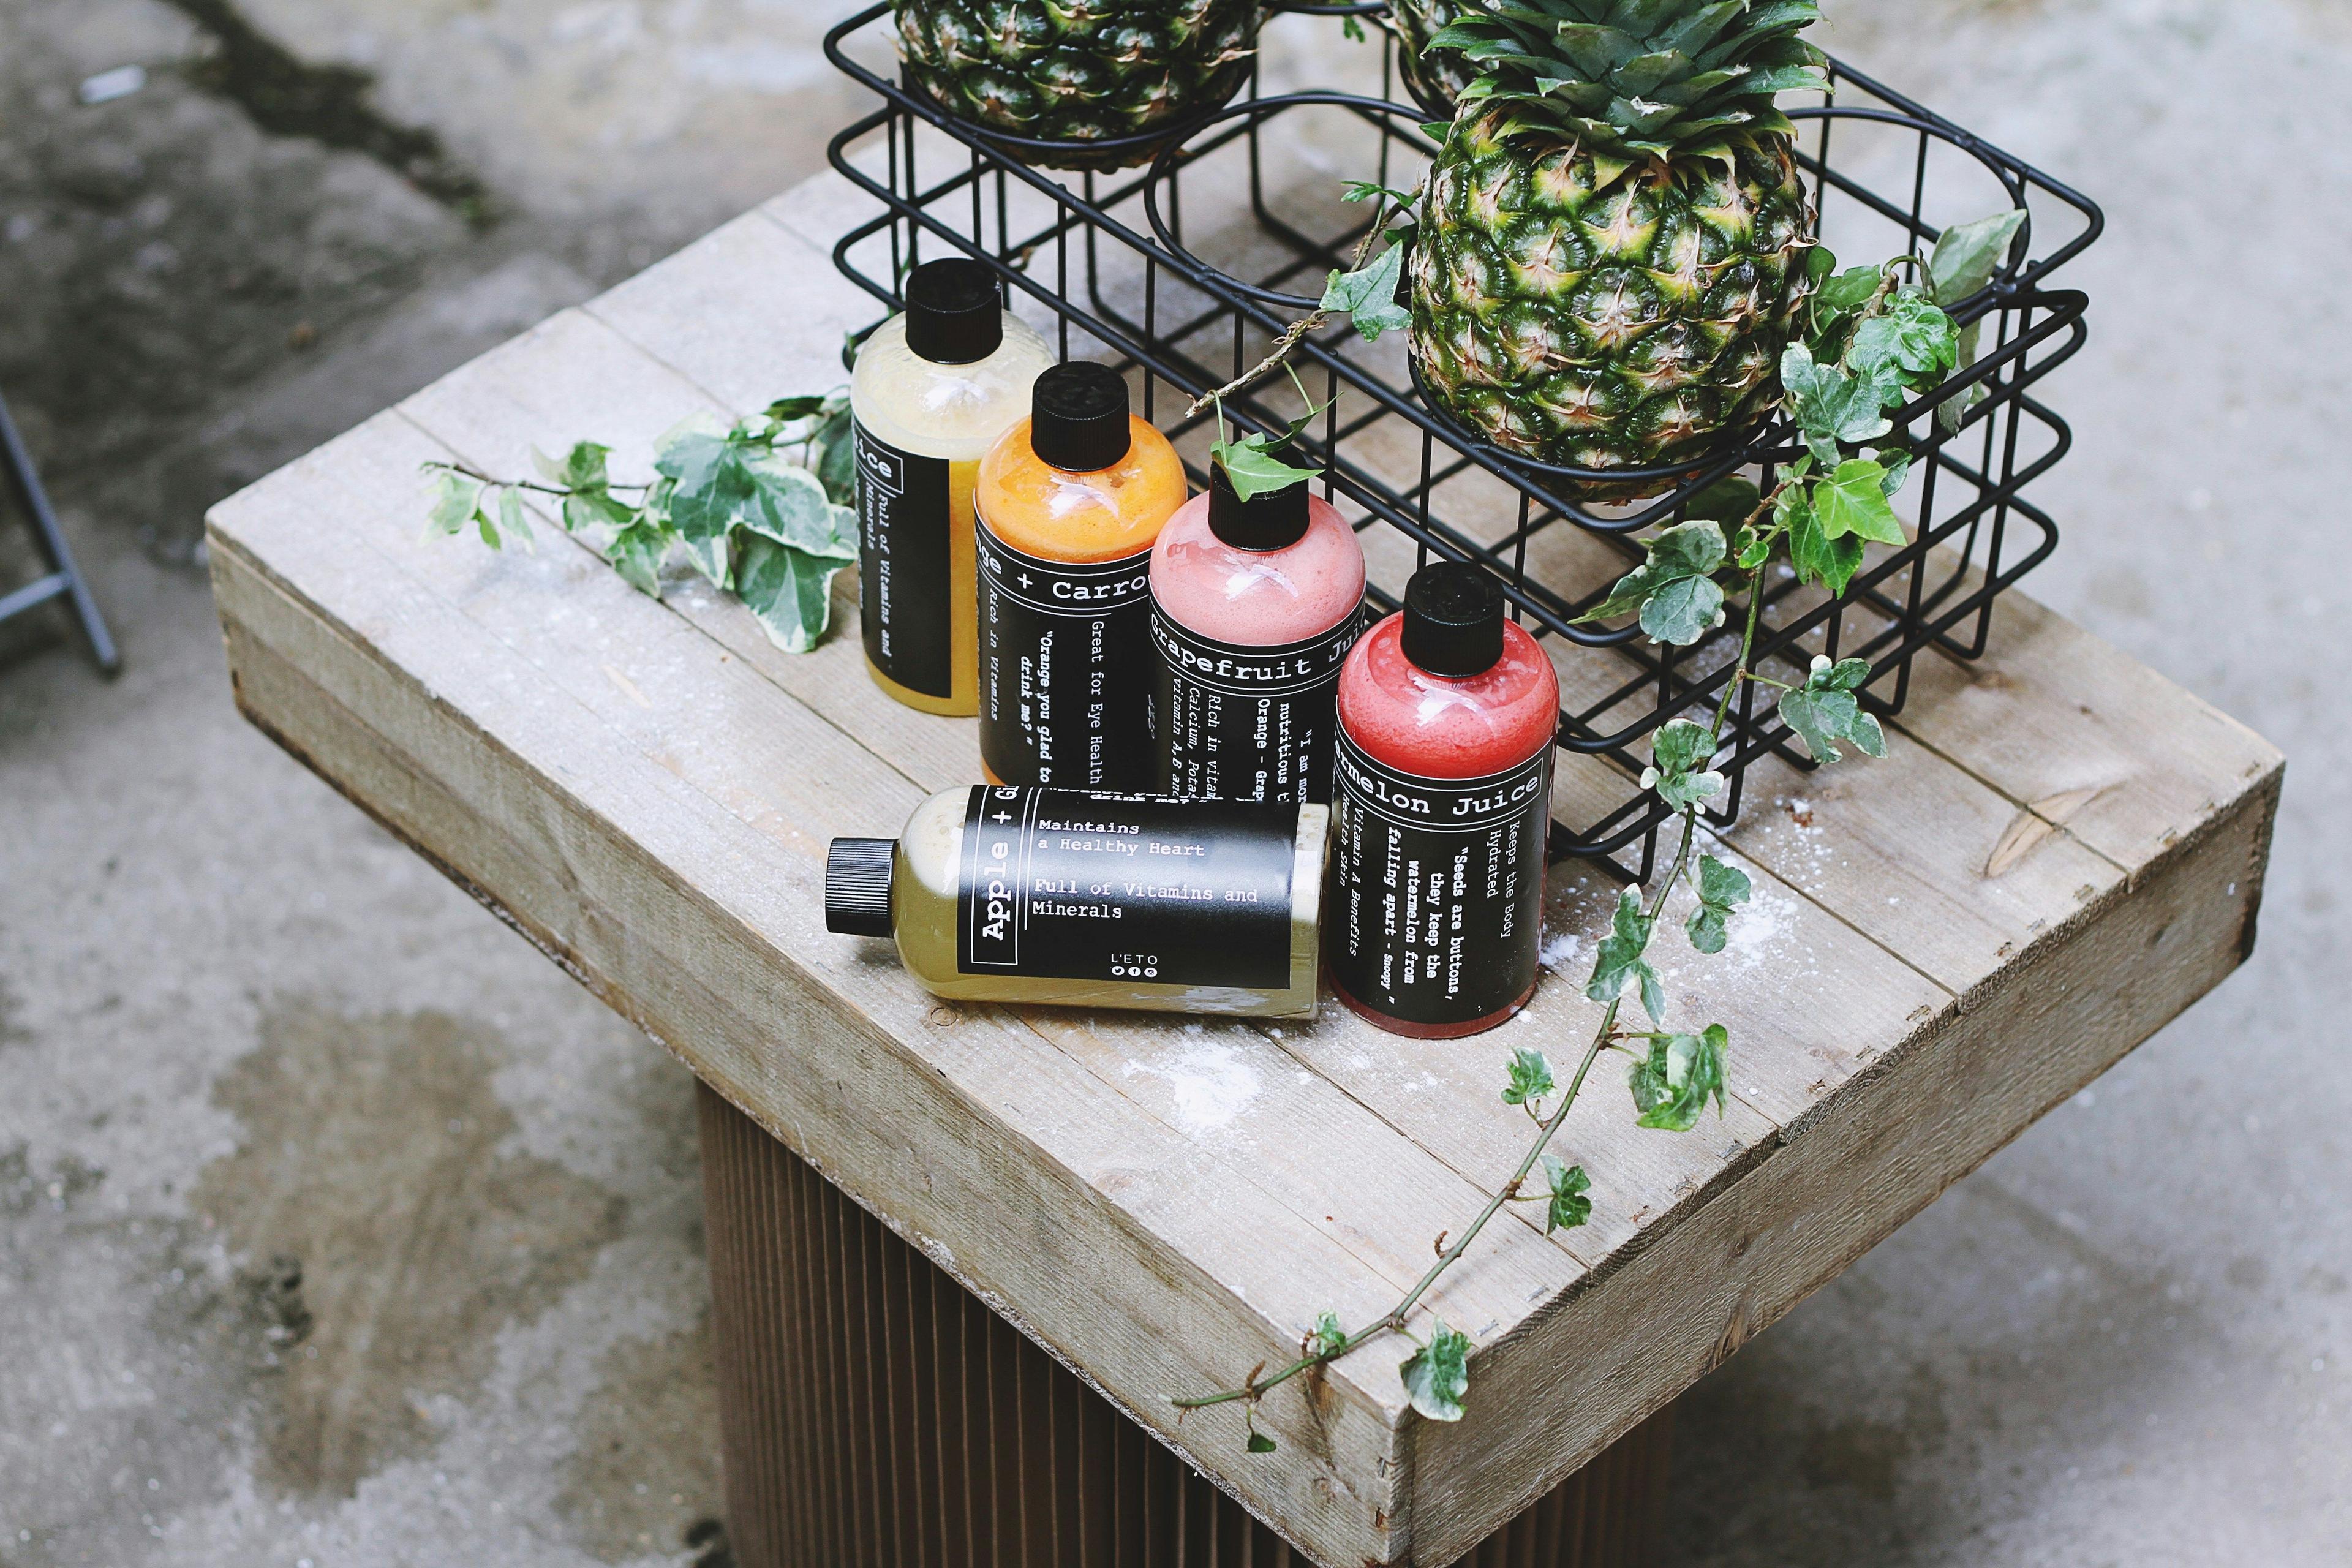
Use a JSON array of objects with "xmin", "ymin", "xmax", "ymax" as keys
[
  {"xmin": 976, "ymin": 514, "xmax": 1154, "ymax": 791},
  {"xmin": 855, "ymin": 419, "xmax": 954, "ymax": 698},
  {"xmin": 1152, "ymin": 605, "xmax": 1361, "ymax": 804},
  {"xmin": 955, "ymin": 786, "xmax": 1296, "ymax": 989},
  {"xmin": 1327, "ymin": 730, "xmax": 1553, "ymax": 1028}
]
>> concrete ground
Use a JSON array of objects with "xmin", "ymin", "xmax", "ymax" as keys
[{"xmin": 0, "ymin": 1, "xmax": 2342, "ymax": 1564}]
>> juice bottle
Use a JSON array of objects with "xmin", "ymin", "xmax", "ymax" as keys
[
  {"xmin": 974, "ymin": 363, "xmax": 1186, "ymax": 790},
  {"xmin": 1327, "ymin": 562, "xmax": 1559, "ymax": 1038},
  {"xmin": 849, "ymin": 257, "xmax": 1052, "ymax": 715},
  {"xmin": 1148, "ymin": 457, "xmax": 1365, "ymax": 802},
  {"xmin": 824, "ymin": 786, "xmax": 1329, "ymax": 1019}
]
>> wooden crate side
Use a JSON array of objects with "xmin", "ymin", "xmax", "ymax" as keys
[{"xmin": 1400, "ymin": 766, "xmax": 2278, "ymax": 1564}]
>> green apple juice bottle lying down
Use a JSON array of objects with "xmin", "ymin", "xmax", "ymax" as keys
[{"xmin": 824, "ymin": 786, "xmax": 1328, "ymax": 1019}]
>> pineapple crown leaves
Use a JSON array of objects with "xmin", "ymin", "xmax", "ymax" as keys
[
  {"xmin": 420, "ymin": 390, "xmax": 859, "ymax": 654},
  {"xmin": 1431, "ymin": 0, "xmax": 1828, "ymax": 158}
]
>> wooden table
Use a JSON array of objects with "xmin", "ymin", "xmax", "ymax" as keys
[{"xmin": 206, "ymin": 165, "xmax": 2282, "ymax": 1568}]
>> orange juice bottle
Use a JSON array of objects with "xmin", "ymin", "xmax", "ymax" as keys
[{"xmin": 974, "ymin": 363, "xmax": 1186, "ymax": 789}]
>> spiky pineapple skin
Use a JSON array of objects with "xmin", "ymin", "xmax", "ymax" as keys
[
  {"xmin": 1410, "ymin": 111, "xmax": 1815, "ymax": 497},
  {"xmin": 895, "ymin": 0, "xmax": 1258, "ymax": 170}
]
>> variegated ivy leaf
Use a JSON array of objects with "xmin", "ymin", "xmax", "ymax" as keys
[
  {"xmin": 1686, "ymin": 854, "xmax": 1752, "ymax": 954},
  {"xmin": 1586, "ymin": 889, "xmax": 1666, "ymax": 1024},
  {"xmin": 1575, "ymin": 519, "xmax": 1726, "ymax": 646},
  {"xmin": 427, "ymin": 470, "xmax": 484, "ymax": 537},
  {"xmin": 1629, "ymin": 1024, "xmax": 1728, "ymax": 1132},
  {"xmin": 1310, "ymin": 1310, "xmax": 1349, "ymax": 1358},
  {"xmin": 1501, "ymin": 1047, "xmax": 1555, "ymax": 1107},
  {"xmin": 1400, "ymin": 1321, "xmax": 1472, "ymax": 1423},
  {"xmin": 1777, "ymin": 654, "xmax": 1887, "ymax": 764},
  {"xmin": 1782, "ymin": 481, "xmax": 1864, "ymax": 598},
  {"xmin": 735, "ymin": 532, "xmax": 852, "ymax": 655},
  {"xmin": 1642, "ymin": 718, "xmax": 1725, "ymax": 812},
  {"xmin": 1539, "ymin": 1155, "xmax": 1591, "ymax": 1234}
]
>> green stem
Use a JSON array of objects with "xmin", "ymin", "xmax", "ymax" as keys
[{"xmin": 1176, "ymin": 530, "xmax": 1777, "ymax": 1432}]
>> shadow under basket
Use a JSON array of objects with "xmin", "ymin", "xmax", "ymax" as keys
[{"xmin": 700, "ymin": 1084, "xmax": 1675, "ymax": 1567}]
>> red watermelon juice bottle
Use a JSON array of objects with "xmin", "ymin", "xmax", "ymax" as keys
[{"xmin": 1327, "ymin": 562, "xmax": 1559, "ymax": 1038}]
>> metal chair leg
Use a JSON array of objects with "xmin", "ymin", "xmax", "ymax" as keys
[{"xmin": 0, "ymin": 390, "xmax": 119, "ymax": 675}]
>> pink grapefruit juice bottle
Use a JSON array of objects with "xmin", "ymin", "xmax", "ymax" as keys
[
  {"xmin": 1148, "ymin": 458, "xmax": 1365, "ymax": 803},
  {"xmin": 975, "ymin": 363, "xmax": 1186, "ymax": 790},
  {"xmin": 1327, "ymin": 562, "xmax": 1559, "ymax": 1038}
]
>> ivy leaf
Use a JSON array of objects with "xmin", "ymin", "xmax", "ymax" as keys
[
  {"xmin": 1400, "ymin": 1321, "xmax": 1472, "ymax": 1422},
  {"xmin": 742, "ymin": 453, "xmax": 856, "ymax": 557},
  {"xmin": 1539, "ymin": 1155, "xmax": 1592, "ymax": 1234},
  {"xmin": 494, "ymin": 486, "xmax": 533, "ymax": 551},
  {"xmin": 655, "ymin": 417, "xmax": 756, "ymax": 546},
  {"xmin": 1780, "ymin": 344, "xmax": 1891, "ymax": 468},
  {"xmin": 1586, "ymin": 889, "xmax": 1666, "ymax": 1024},
  {"xmin": 735, "ymin": 532, "xmax": 849, "ymax": 654},
  {"xmin": 1342, "ymin": 179, "xmax": 1421, "ymax": 210},
  {"xmin": 1928, "ymin": 208, "xmax": 2028, "ymax": 307},
  {"xmin": 1502, "ymin": 1047, "xmax": 1556, "ymax": 1107},
  {"xmin": 1848, "ymin": 288, "xmax": 1960, "ymax": 385},
  {"xmin": 1310, "ymin": 1310, "xmax": 1348, "ymax": 1359},
  {"xmin": 1813, "ymin": 460, "xmax": 1908, "ymax": 545},
  {"xmin": 1214, "ymin": 432, "xmax": 1321, "ymax": 502},
  {"xmin": 1685, "ymin": 854, "xmax": 1752, "ymax": 954},
  {"xmin": 1777, "ymin": 655, "xmax": 1888, "ymax": 764},
  {"xmin": 1322, "ymin": 241, "xmax": 1411, "ymax": 342},
  {"xmin": 1641, "ymin": 718, "xmax": 1725, "ymax": 812},
  {"xmin": 1575, "ymin": 519, "xmax": 1725, "ymax": 646},
  {"xmin": 1683, "ymin": 475, "xmax": 1761, "ymax": 525},
  {"xmin": 428, "ymin": 470, "xmax": 485, "ymax": 537},
  {"xmin": 1782, "ymin": 482, "xmax": 1863, "ymax": 597},
  {"xmin": 1814, "ymin": 262, "xmax": 1886, "ymax": 317},
  {"xmin": 809, "ymin": 399, "xmax": 859, "ymax": 508},
  {"xmin": 1247, "ymin": 1430, "xmax": 1278, "ymax": 1453},
  {"xmin": 762, "ymin": 394, "xmax": 834, "ymax": 422},
  {"xmin": 602, "ymin": 517, "xmax": 670, "ymax": 598},
  {"xmin": 1629, "ymin": 1024, "xmax": 1728, "ymax": 1131}
]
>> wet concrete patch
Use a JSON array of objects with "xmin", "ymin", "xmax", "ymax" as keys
[
  {"xmin": 158, "ymin": 0, "xmax": 489, "ymax": 219},
  {"xmin": 552, "ymin": 1312, "xmax": 725, "ymax": 1562},
  {"xmin": 188, "ymin": 999, "xmax": 627, "ymax": 1498}
]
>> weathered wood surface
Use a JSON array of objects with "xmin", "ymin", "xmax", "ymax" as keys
[{"xmin": 207, "ymin": 164, "xmax": 2281, "ymax": 1567}]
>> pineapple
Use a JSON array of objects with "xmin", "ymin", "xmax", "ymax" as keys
[
  {"xmin": 1388, "ymin": 0, "xmax": 1473, "ymax": 121},
  {"xmin": 894, "ymin": 0, "xmax": 1260, "ymax": 170},
  {"xmin": 1407, "ymin": 1, "xmax": 1825, "ymax": 496}
]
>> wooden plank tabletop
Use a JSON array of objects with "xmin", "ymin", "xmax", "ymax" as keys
[{"xmin": 205, "ymin": 163, "xmax": 2282, "ymax": 1567}]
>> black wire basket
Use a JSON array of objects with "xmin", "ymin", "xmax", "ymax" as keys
[{"xmin": 821, "ymin": 2, "xmax": 2102, "ymax": 880}]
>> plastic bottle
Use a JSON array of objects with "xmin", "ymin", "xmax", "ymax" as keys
[
  {"xmin": 850, "ymin": 258, "xmax": 1053, "ymax": 715},
  {"xmin": 824, "ymin": 786, "xmax": 1329, "ymax": 1019},
  {"xmin": 974, "ymin": 363, "xmax": 1187, "ymax": 790},
  {"xmin": 1327, "ymin": 562, "xmax": 1560, "ymax": 1038},
  {"xmin": 1148, "ymin": 460, "xmax": 1366, "ymax": 804}
]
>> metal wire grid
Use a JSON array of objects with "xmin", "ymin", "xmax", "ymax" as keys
[{"xmin": 821, "ymin": 2, "xmax": 2101, "ymax": 878}]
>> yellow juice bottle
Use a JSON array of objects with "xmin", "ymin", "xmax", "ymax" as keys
[
  {"xmin": 850, "ymin": 258, "xmax": 1053, "ymax": 716},
  {"xmin": 825, "ymin": 786, "xmax": 1328, "ymax": 1019}
]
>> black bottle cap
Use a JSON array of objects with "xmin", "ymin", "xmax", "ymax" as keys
[
  {"xmin": 903, "ymin": 258, "xmax": 1006, "ymax": 366},
  {"xmin": 1207, "ymin": 460, "xmax": 1311, "ymax": 552},
  {"xmin": 1402, "ymin": 562, "xmax": 1506, "ymax": 677},
  {"xmin": 824, "ymin": 838, "xmax": 896, "ymax": 938},
  {"xmin": 1030, "ymin": 362, "xmax": 1133, "ymax": 472}
]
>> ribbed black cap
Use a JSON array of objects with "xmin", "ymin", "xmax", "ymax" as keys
[
  {"xmin": 1402, "ymin": 562, "xmax": 1506, "ymax": 677},
  {"xmin": 1207, "ymin": 459, "xmax": 1310, "ymax": 552},
  {"xmin": 903, "ymin": 258, "xmax": 1005, "ymax": 366},
  {"xmin": 1031, "ymin": 363, "xmax": 1133, "ymax": 472},
  {"xmin": 824, "ymin": 838, "xmax": 896, "ymax": 938}
]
